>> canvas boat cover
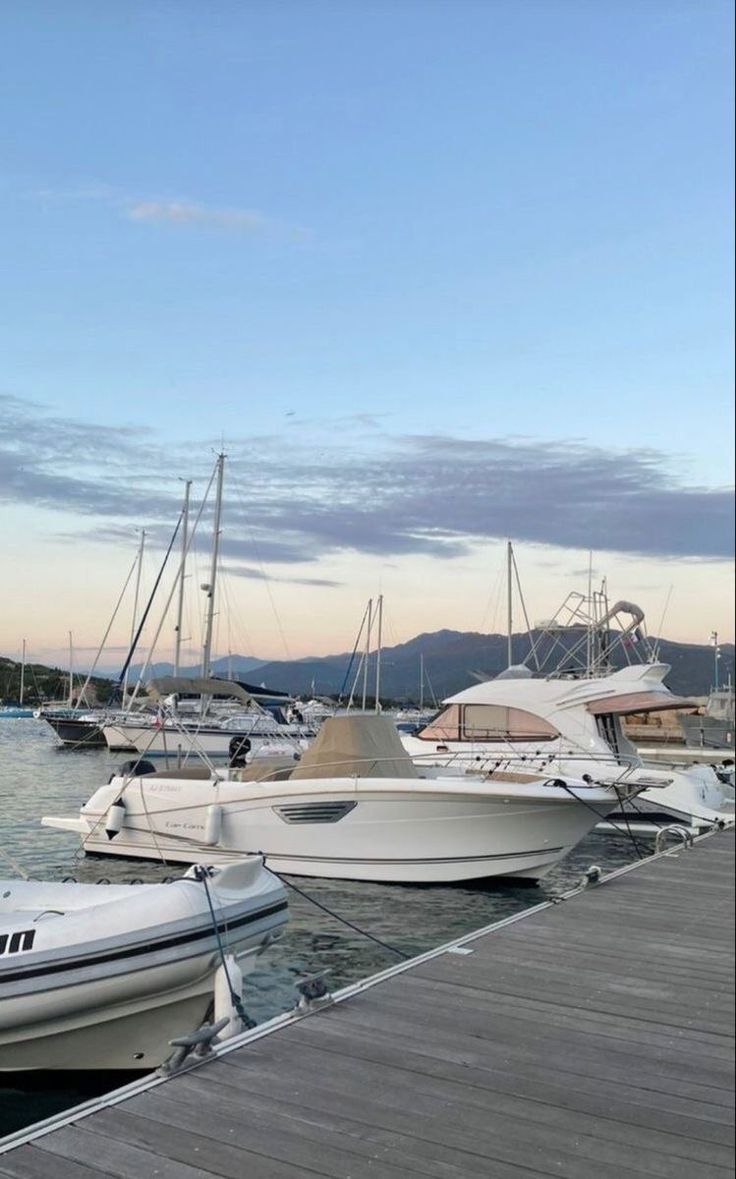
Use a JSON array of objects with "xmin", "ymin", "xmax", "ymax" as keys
[
  {"xmin": 291, "ymin": 714, "xmax": 420, "ymax": 780},
  {"xmin": 145, "ymin": 677, "xmax": 252, "ymax": 704}
]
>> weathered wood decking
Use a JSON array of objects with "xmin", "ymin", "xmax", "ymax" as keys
[{"xmin": 2, "ymin": 829, "xmax": 734, "ymax": 1178}]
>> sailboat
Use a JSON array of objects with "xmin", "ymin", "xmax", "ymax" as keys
[
  {"xmin": 102, "ymin": 454, "xmax": 316, "ymax": 760},
  {"xmin": 0, "ymin": 640, "xmax": 34, "ymax": 718}
]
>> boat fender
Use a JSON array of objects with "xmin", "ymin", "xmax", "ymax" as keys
[
  {"xmin": 105, "ymin": 799, "xmax": 126, "ymax": 840},
  {"xmin": 204, "ymin": 804, "xmax": 223, "ymax": 846},
  {"xmin": 214, "ymin": 954, "xmax": 244, "ymax": 1039}
]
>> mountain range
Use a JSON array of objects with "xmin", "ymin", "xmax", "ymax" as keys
[{"xmin": 125, "ymin": 630, "xmax": 733, "ymax": 701}]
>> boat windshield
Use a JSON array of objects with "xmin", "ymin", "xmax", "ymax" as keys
[{"xmin": 418, "ymin": 704, "xmax": 558, "ymax": 742}]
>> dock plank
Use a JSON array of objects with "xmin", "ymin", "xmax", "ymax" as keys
[{"xmin": 2, "ymin": 828, "xmax": 733, "ymax": 1178}]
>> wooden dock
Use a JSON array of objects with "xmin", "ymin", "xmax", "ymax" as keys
[{"xmin": 2, "ymin": 828, "xmax": 734, "ymax": 1178}]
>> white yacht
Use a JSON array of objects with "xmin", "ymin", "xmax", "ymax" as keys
[
  {"xmin": 401, "ymin": 663, "xmax": 734, "ymax": 832},
  {"xmin": 43, "ymin": 715, "xmax": 629, "ymax": 884}
]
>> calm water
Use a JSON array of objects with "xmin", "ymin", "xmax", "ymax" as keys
[{"xmin": 0, "ymin": 718, "xmax": 647, "ymax": 1137}]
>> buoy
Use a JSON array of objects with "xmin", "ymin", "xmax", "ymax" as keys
[
  {"xmin": 105, "ymin": 798, "xmax": 126, "ymax": 840},
  {"xmin": 203, "ymin": 804, "xmax": 222, "ymax": 846},
  {"xmin": 213, "ymin": 954, "xmax": 243, "ymax": 1039}
]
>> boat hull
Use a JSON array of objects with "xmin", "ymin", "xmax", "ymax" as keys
[
  {"xmin": 58, "ymin": 779, "xmax": 617, "ymax": 883},
  {"xmin": 44, "ymin": 716, "xmax": 107, "ymax": 748},
  {"xmin": 0, "ymin": 868, "xmax": 287, "ymax": 1071},
  {"xmin": 103, "ymin": 722, "xmax": 308, "ymax": 759}
]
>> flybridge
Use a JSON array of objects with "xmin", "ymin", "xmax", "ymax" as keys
[{"xmin": 445, "ymin": 662, "xmax": 690, "ymax": 712}]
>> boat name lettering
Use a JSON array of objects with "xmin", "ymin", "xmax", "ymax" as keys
[{"xmin": 0, "ymin": 929, "xmax": 36, "ymax": 955}]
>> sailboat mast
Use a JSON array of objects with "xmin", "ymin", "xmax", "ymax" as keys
[
  {"xmin": 506, "ymin": 540, "xmax": 513, "ymax": 668},
  {"xmin": 174, "ymin": 481, "xmax": 191, "ymax": 676},
  {"xmin": 374, "ymin": 594, "xmax": 383, "ymax": 713},
  {"xmin": 122, "ymin": 530, "xmax": 146, "ymax": 705},
  {"xmin": 201, "ymin": 453, "xmax": 225, "ymax": 679},
  {"xmin": 585, "ymin": 550, "xmax": 594, "ymax": 677},
  {"xmin": 419, "ymin": 653, "xmax": 424, "ymax": 712},
  {"xmin": 19, "ymin": 638, "xmax": 26, "ymax": 705},
  {"xmin": 361, "ymin": 598, "xmax": 373, "ymax": 711},
  {"xmin": 67, "ymin": 631, "xmax": 74, "ymax": 707}
]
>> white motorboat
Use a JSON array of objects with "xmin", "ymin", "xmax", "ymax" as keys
[
  {"xmin": 679, "ymin": 685, "xmax": 735, "ymax": 752},
  {"xmin": 43, "ymin": 715, "xmax": 629, "ymax": 884},
  {"xmin": 0, "ymin": 857, "xmax": 287, "ymax": 1071},
  {"xmin": 400, "ymin": 663, "xmax": 735, "ymax": 833}
]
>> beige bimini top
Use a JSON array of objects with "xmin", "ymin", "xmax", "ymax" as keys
[{"xmin": 291, "ymin": 714, "xmax": 420, "ymax": 780}]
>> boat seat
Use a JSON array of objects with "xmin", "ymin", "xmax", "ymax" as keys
[{"xmin": 232, "ymin": 758, "xmax": 299, "ymax": 783}]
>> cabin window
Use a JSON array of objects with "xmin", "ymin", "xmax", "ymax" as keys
[
  {"xmin": 419, "ymin": 703, "xmax": 557, "ymax": 742},
  {"xmin": 418, "ymin": 705, "xmax": 461, "ymax": 741},
  {"xmin": 596, "ymin": 713, "xmax": 621, "ymax": 756},
  {"xmin": 462, "ymin": 704, "xmax": 558, "ymax": 741}
]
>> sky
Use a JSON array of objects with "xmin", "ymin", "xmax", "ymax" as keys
[{"xmin": 0, "ymin": 0, "xmax": 733, "ymax": 673}]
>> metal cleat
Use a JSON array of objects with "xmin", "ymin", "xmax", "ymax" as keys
[
  {"xmin": 158, "ymin": 1016, "xmax": 231, "ymax": 1077},
  {"xmin": 295, "ymin": 970, "xmax": 333, "ymax": 1013}
]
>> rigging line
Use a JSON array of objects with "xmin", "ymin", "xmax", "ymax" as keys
[
  {"xmin": 127, "ymin": 460, "xmax": 220, "ymax": 706},
  {"xmin": 552, "ymin": 779, "xmax": 645, "ymax": 859},
  {"xmin": 227, "ymin": 467, "xmax": 292, "ymax": 661},
  {"xmin": 272, "ymin": 871, "xmax": 409, "ymax": 960},
  {"xmin": 338, "ymin": 601, "xmax": 370, "ymax": 703},
  {"xmin": 624, "ymin": 789, "xmax": 728, "ymax": 831},
  {"xmin": 193, "ymin": 865, "xmax": 256, "ymax": 1028},
  {"xmin": 511, "ymin": 548, "xmax": 541, "ymax": 671},
  {"xmin": 0, "ymin": 846, "xmax": 30, "ymax": 879},
  {"xmin": 74, "ymin": 549, "xmax": 141, "ymax": 712},
  {"xmin": 116, "ymin": 513, "xmax": 183, "ymax": 693},
  {"xmin": 652, "ymin": 586, "xmax": 674, "ymax": 662},
  {"xmin": 476, "ymin": 545, "xmax": 505, "ymax": 636}
]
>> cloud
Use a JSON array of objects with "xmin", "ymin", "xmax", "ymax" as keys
[
  {"xmin": 1, "ymin": 394, "xmax": 733, "ymax": 568},
  {"xmin": 223, "ymin": 564, "xmax": 342, "ymax": 589},
  {"xmin": 126, "ymin": 201, "xmax": 268, "ymax": 233},
  {"xmin": 26, "ymin": 182, "xmax": 308, "ymax": 241}
]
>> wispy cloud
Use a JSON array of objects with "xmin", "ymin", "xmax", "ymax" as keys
[
  {"xmin": 1, "ymin": 394, "xmax": 733, "ymax": 567},
  {"xmin": 126, "ymin": 200, "xmax": 269, "ymax": 233},
  {"xmin": 223, "ymin": 564, "xmax": 342, "ymax": 589},
  {"xmin": 27, "ymin": 181, "xmax": 308, "ymax": 241}
]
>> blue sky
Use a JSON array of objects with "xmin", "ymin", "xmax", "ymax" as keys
[{"xmin": 0, "ymin": 1, "xmax": 733, "ymax": 667}]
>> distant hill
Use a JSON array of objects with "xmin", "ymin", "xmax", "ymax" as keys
[
  {"xmin": 126, "ymin": 655, "xmax": 265, "ymax": 682},
  {"xmin": 0, "ymin": 657, "xmax": 116, "ymax": 706},
  {"xmin": 223, "ymin": 630, "xmax": 735, "ymax": 701},
  {"xmin": 3, "ymin": 632, "xmax": 732, "ymax": 706}
]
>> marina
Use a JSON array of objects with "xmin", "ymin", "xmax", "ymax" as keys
[
  {"xmin": 0, "ymin": 823, "xmax": 732, "ymax": 1176},
  {"xmin": 0, "ymin": 5, "xmax": 733, "ymax": 1170}
]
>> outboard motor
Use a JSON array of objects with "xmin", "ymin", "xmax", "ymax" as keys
[
  {"xmin": 228, "ymin": 736, "xmax": 251, "ymax": 768},
  {"xmin": 117, "ymin": 759, "xmax": 156, "ymax": 777}
]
